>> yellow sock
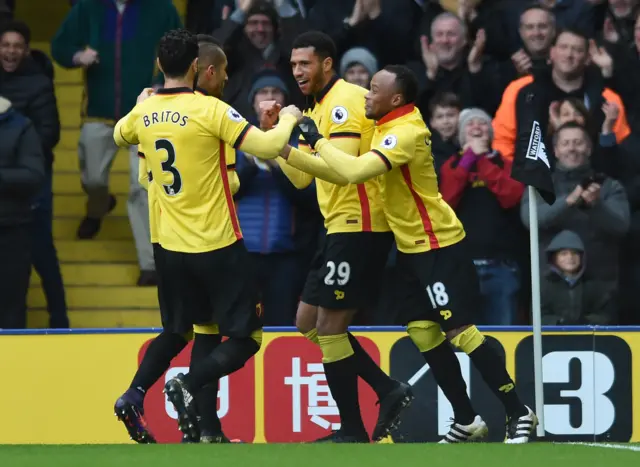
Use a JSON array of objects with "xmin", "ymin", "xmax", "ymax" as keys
[
  {"xmin": 406, "ymin": 320, "xmax": 445, "ymax": 352},
  {"xmin": 450, "ymin": 325, "xmax": 485, "ymax": 354},
  {"xmin": 250, "ymin": 328, "xmax": 263, "ymax": 347},
  {"xmin": 193, "ymin": 323, "xmax": 220, "ymax": 335},
  {"xmin": 304, "ymin": 328, "xmax": 320, "ymax": 344},
  {"xmin": 317, "ymin": 333, "xmax": 353, "ymax": 363}
]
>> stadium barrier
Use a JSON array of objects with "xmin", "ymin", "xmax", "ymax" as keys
[{"xmin": 0, "ymin": 326, "xmax": 638, "ymax": 444}]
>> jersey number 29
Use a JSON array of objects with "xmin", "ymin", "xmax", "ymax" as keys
[{"xmin": 155, "ymin": 139, "xmax": 182, "ymax": 196}]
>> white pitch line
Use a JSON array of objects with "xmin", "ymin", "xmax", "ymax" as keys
[{"xmin": 560, "ymin": 442, "xmax": 640, "ymax": 452}]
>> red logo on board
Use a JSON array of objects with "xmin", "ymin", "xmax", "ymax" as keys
[
  {"xmin": 138, "ymin": 339, "xmax": 256, "ymax": 443},
  {"xmin": 262, "ymin": 336, "xmax": 380, "ymax": 442}
]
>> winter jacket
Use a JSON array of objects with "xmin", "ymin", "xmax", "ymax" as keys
[
  {"xmin": 0, "ymin": 54, "xmax": 60, "ymax": 165},
  {"xmin": 440, "ymin": 150, "xmax": 525, "ymax": 261},
  {"xmin": 521, "ymin": 164, "xmax": 630, "ymax": 282},
  {"xmin": 493, "ymin": 67, "xmax": 631, "ymax": 161},
  {"xmin": 541, "ymin": 230, "xmax": 616, "ymax": 325},
  {"xmin": 51, "ymin": 0, "xmax": 181, "ymax": 121},
  {"xmin": 0, "ymin": 98, "xmax": 45, "ymax": 226},
  {"xmin": 234, "ymin": 150, "xmax": 320, "ymax": 255}
]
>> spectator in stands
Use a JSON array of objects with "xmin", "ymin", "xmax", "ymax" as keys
[
  {"xmin": 0, "ymin": 0, "xmax": 10, "ymax": 22},
  {"xmin": 521, "ymin": 122, "xmax": 630, "ymax": 287},
  {"xmin": 308, "ymin": 0, "xmax": 417, "ymax": 68},
  {"xmin": 428, "ymin": 92, "xmax": 462, "ymax": 173},
  {"xmin": 542, "ymin": 229, "xmax": 617, "ymax": 325},
  {"xmin": 507, "ymin": 5, "xmax": 556, "ymax": 82},
  {"xmin": 538, "ymin": 0, "xmax": 595, "ymax": 37},
  {"xmin": 51, "ymin": 0, "xmax": 181, "ymax": 286},
  {"xmin": 600, "ymin": 0, "xmax": 638, "ymax": 48},
  {"xmin": 339, "ymin": 46, "xmax": 377, "ymax": 89},
  {"xmin": 235, "ymin": 69, "xmax": 320, "ymax": 325},
  {"xmin": 213, "ymin": 0, "xmax": 306, "ymax": 118},
  {"xmin": 413, "ymin": 12, "xmax": 503, "ymax": 118},
  {"xmin": 0, "ymin": 96, "xmax": 45, "ymax": 329},
  {"xmin": 0, "ymin": 21, "xmax": 68, "ymax": 327},
  {"xmin": 493, "ymin": 29, "xmax": 630, "ymax": 161},
  {"xmin": 439, "ymin": 108, "xmax": 526, "ymax": 325},
  {"xmin": 547, "ymin": 96, "xmax": 625, "ymax": 179}
]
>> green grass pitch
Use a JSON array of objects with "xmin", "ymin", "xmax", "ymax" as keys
[{"xmin": 0, "ymin": 443, "xmax": 638, "ymax": 467}]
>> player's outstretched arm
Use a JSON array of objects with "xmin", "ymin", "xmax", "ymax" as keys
[
  {"xmin": 298, "ymin": 118, "xmax": 387, "ymax": 184},
  {"xmin": 280, "ymin": 145, "xmax": 349, "ymax": 186},
  {"xmin": 237, "ymin": 106, "xmax": 302, "ymax": 159}
]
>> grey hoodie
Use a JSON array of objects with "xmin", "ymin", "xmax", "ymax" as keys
[{"xmin": 541, "ymin": 230, "xmax": 616, "ymax": 325}]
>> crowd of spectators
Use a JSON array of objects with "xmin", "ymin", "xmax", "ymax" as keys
[{"xmin": 2, "ymin": 0, "xmax": 640, "ymax": 328}]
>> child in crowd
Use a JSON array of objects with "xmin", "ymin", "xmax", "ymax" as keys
[{"xmin": 542, "ymin": 230, "xmax": 616, "ymax": 325}]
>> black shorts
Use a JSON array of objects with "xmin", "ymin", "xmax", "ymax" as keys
[
  {"xmin": 152, "ymin": 243, "xmax": 175, "ymax": 331},
  {"xmin": 394, "ymin": 239, "xmax": 479, "ymax": 332},
  {"xmin": 157, "ymin": 240, "xmax": 262, "ymax": 337},
  {"xmin": 300, "ymin": 232, "xmax": 393, "ymax": 310}
]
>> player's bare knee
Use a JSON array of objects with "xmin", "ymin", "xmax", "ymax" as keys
[{"xmin": 295, "ymin": 302, "xmax": 318, "ymax": 334}]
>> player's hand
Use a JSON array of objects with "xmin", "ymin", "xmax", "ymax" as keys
[
  {"xmin": 279, "ymin": 105, "xmax": 303, "ymax": 124},
  {"xmin": 137, "ymin": 87, "xmax": 155, "ymax": 104},
  {"xmin": 259, "ymin": 100, "xmax": 281, "ymax": 130},
  {"xmin": 298, "ymin": 117, "xmax": 323, "ymax": 149}
]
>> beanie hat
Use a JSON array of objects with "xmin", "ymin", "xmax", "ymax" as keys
[
  {"xmin": 248, "ymin": 68, "xmax": 289, "ymax": 105},
  {"xmin": 339, "ymin": 47, "xmax": 378, "ymax": 78},
  {"xmin": 458, "ymin": 108, "xmax": 493, "ymax": 146},
  {"xmin": 246, "ymin": 1, "xmax": 279, "ymax": 33}
]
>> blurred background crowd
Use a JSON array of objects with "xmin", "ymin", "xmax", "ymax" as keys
[{"xmin": 1, "ymin": 0, "xmax": 639, "ymax": 330}]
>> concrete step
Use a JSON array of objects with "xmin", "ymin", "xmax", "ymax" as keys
[
  {"xmin": 27, "ymin": 309, "xmax": 160, "ymax": 328},
  {"xmin": 54, "ymin": 240, "xmax": 137, "ymax": 262},
  {"xmin": 53, "ymin": 171, "xmax": 129, "ymax": 195},
  {"xmin": 31, "ymin": 263, "xmax": 139, "ymax": 287},
  {"xmin": 53, "ymin": 217, "xmax": 132, "ymax": 240},
  {"xmin": 28, "ymin": 285, "xmax": 159, "ymax": 309},
  {"xmin": 59, "ymin": 129, "xmax": 80, "ymax": 150},
  {"xmin": 54, "ymin": 194, "xmax": 128, "ymax": 217},
  {"xmin": 55, "ymin": 83, "xmax": 82, "ymax": 106}
]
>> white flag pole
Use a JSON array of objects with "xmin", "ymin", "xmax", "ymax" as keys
[{"xmin": 528, "ymin": 185, "xmax": 545, "ymax": 437}]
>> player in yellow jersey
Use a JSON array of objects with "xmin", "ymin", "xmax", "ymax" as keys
[
  {"xmin": 297, "ymin": 65, "xmax": 538, "ymax": 444},
  {"xmin": 113, "ymin": 37, "xmax": 244, "ymax": 445},
  {"xmin": 113, "ymin": 29, "xmax": 304, "ymax": 442},
  {"xmin": 271, "ymin": 32, "xmax": 413, "ymax": 443}
]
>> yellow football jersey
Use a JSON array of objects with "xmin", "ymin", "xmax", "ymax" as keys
[
  {"xmin": 370, "ymin": 105, "xmax": 465, "ymax": 253},
  {"xmin": 114, "ymin": 86, "xmax": 297, "ymax": 253},
  {"xmin": 299, "ymin": 77, "xmax": 389, "ymax": 234}
]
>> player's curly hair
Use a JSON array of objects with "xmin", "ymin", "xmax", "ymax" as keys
[
  {"xmin": 384, "ymin": 65, "xmax": 418, "ymax": 104},
  {"xmin": 292, "ymin": 31, "xmax": 337, "ymax": 62},
  {"xmin": 157, "ymin": 29, "xmax": 199, "ymax": 78}
]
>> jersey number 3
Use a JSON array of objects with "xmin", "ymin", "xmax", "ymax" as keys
[{"xmin": 155, "ymin": 139, "xmax": 182, "ymax": 196}]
